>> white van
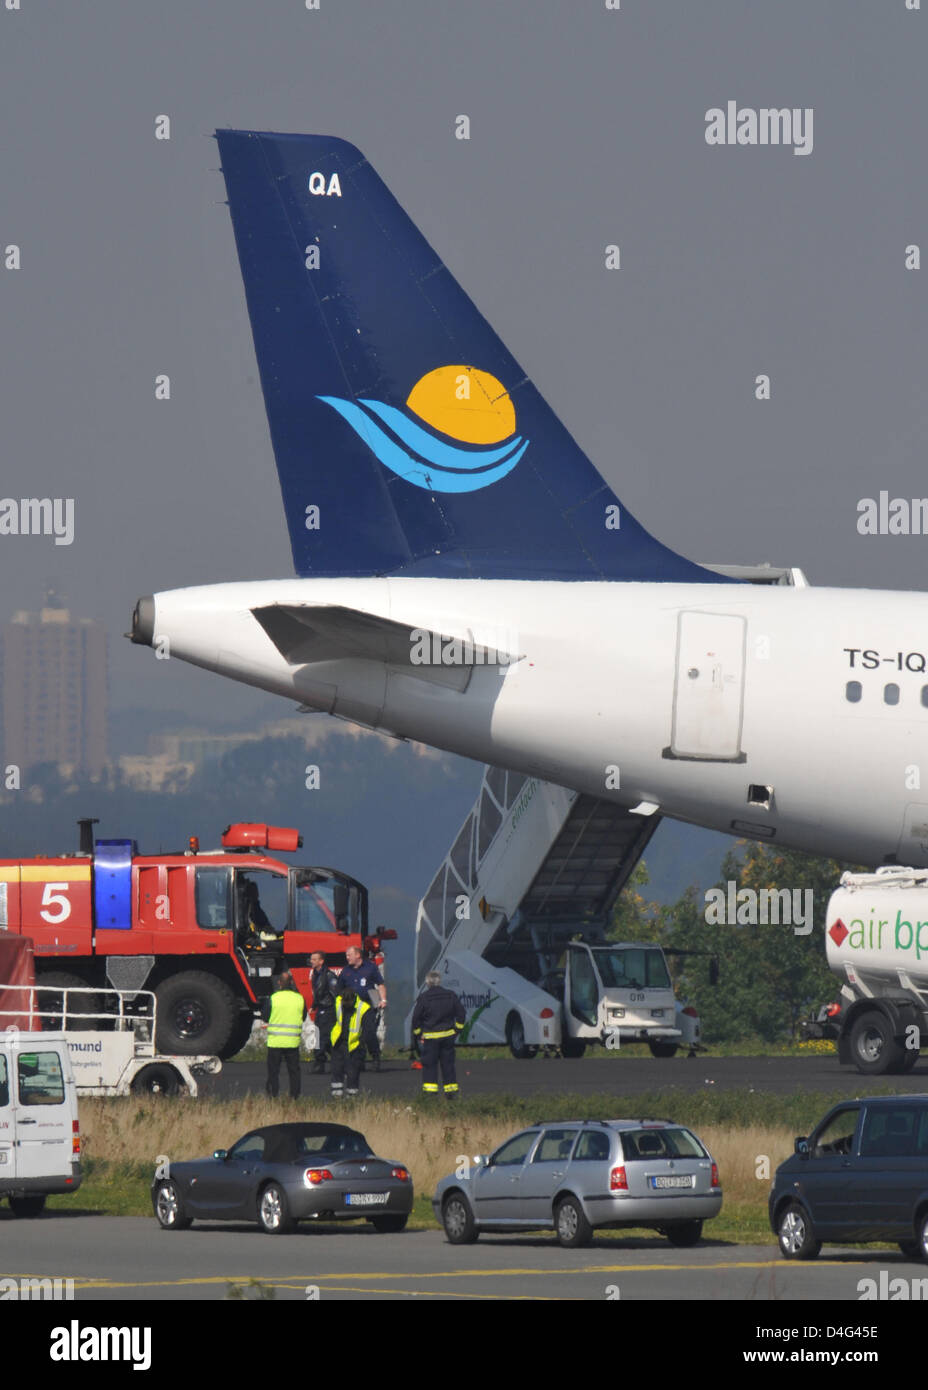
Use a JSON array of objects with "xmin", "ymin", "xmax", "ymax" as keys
[{"xmin": 0, "ymin": 1031, "xmax": 81, "ymax": 1216}]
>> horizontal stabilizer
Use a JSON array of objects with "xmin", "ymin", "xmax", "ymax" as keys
[{"xmin": 252, "ymin": 604, "xmax": 520, "ymax": 687}]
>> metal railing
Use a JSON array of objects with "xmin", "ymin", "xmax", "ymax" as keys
[{"xmin": 0, "ymin": 983, "xmax": 156, "ymax": 1037}]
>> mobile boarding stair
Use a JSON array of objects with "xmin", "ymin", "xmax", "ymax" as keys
[{"xmin": 407, "ymin": 768, "xmax": 675, "ymax": 1053}]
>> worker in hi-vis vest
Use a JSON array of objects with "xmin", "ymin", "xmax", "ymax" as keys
[
  {"xmin": 329, "ymin": 988, "xmax": 375, "ymax": 1098},
  {"xmin": 263, "ymin": 970, "xmax": 306, "ymax": 1100}
]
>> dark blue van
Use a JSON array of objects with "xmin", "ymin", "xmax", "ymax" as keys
[{"xmin": 770, "ymin": 1095, "xmax": 928, "ymax": 1260}]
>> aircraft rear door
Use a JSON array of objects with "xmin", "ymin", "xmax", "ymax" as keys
[{"xmin": 667, "ymin": 611, "xmax": 746, "ymax": 762}]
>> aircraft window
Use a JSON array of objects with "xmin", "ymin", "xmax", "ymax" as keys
[
  {"xmin": 845, "ymin": 681, "xmax": 862, "ymax": 704},
  {"xmin": 884, "ymin": 683, "xmax": 900, "ymax": 706}
]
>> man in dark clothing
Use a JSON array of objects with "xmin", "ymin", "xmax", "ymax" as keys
[
  {"xmin": 309, "ymin": 950, "xmax": 338, "ymax": 1074},
  {"xmin": 337, "ymin": 945, "xmax": 386, "ymax": 1071},
  {"xmin": 410, "ymin": 971, "xmax": 466, "ymax": 1098}
]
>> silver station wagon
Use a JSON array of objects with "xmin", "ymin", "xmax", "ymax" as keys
[{"xmin": 434, "ymin": 1118, "xmax": 722, "ymax": 1248}]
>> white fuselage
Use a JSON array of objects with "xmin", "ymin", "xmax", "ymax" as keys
[{"xmin": 145, "ymin": 577, "xmax": 928, "ymax": 868}]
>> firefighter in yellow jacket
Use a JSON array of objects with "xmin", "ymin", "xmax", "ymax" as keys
[
  {"xmin": 329, "ymin": 988, "xmax": 375, "ymax": 1098},
  {"xmin": 263, "ymin": 970, "xmax": 306, "ymax": 1100}
]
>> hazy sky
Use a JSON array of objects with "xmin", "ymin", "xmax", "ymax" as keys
[{"xmin": 1, "ymin": 0, "xmax": 926, "ymax": 725}]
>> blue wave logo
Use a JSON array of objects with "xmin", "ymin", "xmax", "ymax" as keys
[{"xmin": 317, "ymin": 366, "xmax": 528, "ymax": 494}]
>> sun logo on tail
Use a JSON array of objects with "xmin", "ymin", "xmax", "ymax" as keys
[{"xmin": 317, "ymin": 366, "xmax": 528, "ymax": 493}]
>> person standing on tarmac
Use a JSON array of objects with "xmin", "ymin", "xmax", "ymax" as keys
[
  {"xmin": 308, "ymin": 950, "xmax": 338, "ymax": 1074},
  {"xmin": 410, "ymin": 971, "xmax": 465, "ymax": 1099},
  {"xmin": 329, "ymin": 987, "xmax": 375, "ymax": 1098},
  {"xmin": 262, "ymin": 970, "xmax": 306, "ymax": 1100},
  {"xmin": 338, "ymin": 945, "xmax": 387, "ymax": 1071}
]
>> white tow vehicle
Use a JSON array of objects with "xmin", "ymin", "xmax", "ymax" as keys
[{"xmin": 0, "ymin": 984, "xmax": 221, "ymax": 1097}]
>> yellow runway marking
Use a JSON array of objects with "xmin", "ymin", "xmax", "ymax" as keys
[
  {"xmin": 275, "ymin": 1283, "xmax": 560, "ymax": 1299},
  {"xmin": 267, "ymin": 1258, "xmax": 849, "ymax": 1280},
  {"xmin": 3, "ymin": 1256, "xmax": 848, "ymax": 1295}
]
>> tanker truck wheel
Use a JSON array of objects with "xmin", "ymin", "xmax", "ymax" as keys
[
  {"xmin": 154, "ymin": 972, "xmax": 237, "ymax": 1057},
  {"xmin": 848, "ymin": 1010, "xmax": 905, "ymax": 1075}
]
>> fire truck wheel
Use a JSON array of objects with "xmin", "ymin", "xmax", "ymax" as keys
[
  {"xmin": 220, "ymin": 1012, "xmax": 257, "ymax": 1060},
  {"xmin": 36, "ymin": 972, "xmax": 101, "ymax": 1031},
  {"xmin": 154, "ymin": 972, "xmax": 238, "ymax": 1057},
  {"xmin": 131, "ymin": 1064, "xmax": 182, "ymax": 1097}
]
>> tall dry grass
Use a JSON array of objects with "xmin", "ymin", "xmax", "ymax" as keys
[
  {"xmin": 79, "ymin": 1098, "xmax": 796, "ymax": 1201},
  {"xmin": 697, "ymin": 1125, "xmax": 795, "ymax": 1203}
]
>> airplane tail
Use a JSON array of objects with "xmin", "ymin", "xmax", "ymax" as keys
[{"xmin": 217, "ymin": 129, "xmax": 723, "ymax": 583}]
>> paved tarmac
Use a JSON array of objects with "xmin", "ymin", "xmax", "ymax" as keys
[
  {"xmin": 2, "ymin": 1214, "xmax": 923, "ymax": 1302},
  {"xmin": 203, "ymin": 1054, "xmax": 928, "ymax": 1101}
]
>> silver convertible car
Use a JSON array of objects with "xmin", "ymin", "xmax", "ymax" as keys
[
  {"xmin": 434, "ymin": 1118, "xmax": 722, "ymax": 1247},
  {"xmin": 152, "ymin": 1123, "xmax": 413, "ymax": 1234}
]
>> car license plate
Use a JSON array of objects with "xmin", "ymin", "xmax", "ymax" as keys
[
  {"xmin": 650, "ymin": 1175, "xmax": 694, "ymax": 1189},
  {"xmin": 345, "ymin": 1192, "xmax": 389, "ymax": 1206}
]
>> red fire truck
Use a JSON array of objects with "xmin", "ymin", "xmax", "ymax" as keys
[{"xmin": 0, "ymin": 820, "xmax": 392, "ymax": 1059}]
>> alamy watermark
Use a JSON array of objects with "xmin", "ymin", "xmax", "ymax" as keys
[
  {"xmin": 409, "ymin": 627, "xmax": 520, "ymax": 667},
  {"xmin": 0, "ymin": 497, "xmax": 74, "ymax": 545},
  {"xmin": 705, "ymin": 102, "xmax": 813, "ymax": 156},
  {"xmin": 705, "ymin": 881, "xmax": 813, "ymax": 935},
  {"xmin": 0, "ymin": 1276, "xmax": 74, "ymax": 1300}
]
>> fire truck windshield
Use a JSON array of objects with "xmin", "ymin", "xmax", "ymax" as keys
[{"xmin": 292, "ymin": 870, "xmax": 362, "ymax": 935}]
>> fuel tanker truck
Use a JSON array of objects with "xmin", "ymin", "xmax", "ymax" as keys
[{"xmin": 805, "ymin": 866, "xmax": 928, "ymax": 1074}]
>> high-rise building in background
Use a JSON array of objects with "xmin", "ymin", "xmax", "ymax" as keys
[{"xmin": 0, "ymin": 593, "xmax": 108, "ymax": 776}]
